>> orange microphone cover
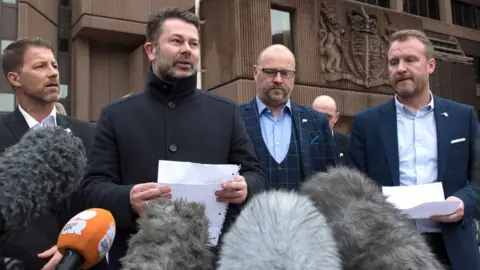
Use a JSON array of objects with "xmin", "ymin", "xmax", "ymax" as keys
[{"xmin": 57, "ymin": 208, "xmax": 116, "ymax": 269}]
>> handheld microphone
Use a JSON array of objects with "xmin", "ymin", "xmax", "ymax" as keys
[
  {"xmin": 56, "ymin": 208, "xmax": 116, "ymax": 270},
  {"xmin": 217, "ymin": 190, "xmax": 341, "ymax": 270},
  {"xmin": 0, "ymin": 127, "xmax": 86, "ymax": 247},
  {"xmin": 121, "ymin": 197, "xmax": 214, "ymax": 270},
  {"xmin": 300, "ymin": 166, "xmax": 446, "ymax": 270}
]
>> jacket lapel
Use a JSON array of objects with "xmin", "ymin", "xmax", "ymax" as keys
[
  {"xmin": 434, "ymin": 96, "xmax": 450, "ymax": 183},
  {"xmin": 56, "ymin": 115, "xmax": 70, "ymax": 130},
  {"xmin": 242, "ymin": 99, "xmax": 268, "ymax": 162},
  {"xmin": 291, "ymin": 104, "xmax": 312, "ymax": 178},
  {"xmin": 4, "ymin": 108, "xmax": 30, "ymax": 141},
  {"xmin": 380, "ymin": 100, "xmax": 400, "ymax": 186}
]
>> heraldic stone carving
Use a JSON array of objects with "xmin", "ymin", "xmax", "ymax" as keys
[{"xmin": 318, "ymin": 1, "xmax": 396, "ymax": 88}]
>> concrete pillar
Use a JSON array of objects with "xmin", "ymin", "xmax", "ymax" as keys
[
  {"xmin": 390, "ymin": 0, "xmax": 403, "ymax": 12},
  {"xmin": 439, "ymin": 0, "xmax": 453, "ymax": 24}
]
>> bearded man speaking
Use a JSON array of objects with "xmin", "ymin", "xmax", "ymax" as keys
[{"xmin": 81, "ymin": 7, "xmax": 267, "ymax": 269}]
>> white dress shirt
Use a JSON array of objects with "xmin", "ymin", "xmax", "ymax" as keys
[{"xmin": 18, "ymin": 105, "xmax": 57, "ymax": 129}]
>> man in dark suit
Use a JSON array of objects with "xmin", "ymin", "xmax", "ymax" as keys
[
  {"xmin": 0, "ymin": 37, "xmax": 104, "ymax": 269},
  {"xmin": 349, "ymin": 29, "xmax": 480, "ymax": 270},
  {"xmin": 81, "ymin": 8, "xmax": 267, "ymax": 269},
  {"xmin": 240, "ymin": 44, "xmax": 338, "ymax": 191},
  {"xmin": 312, "ymin": 95, "xmax": 349, "ymax": 164}
]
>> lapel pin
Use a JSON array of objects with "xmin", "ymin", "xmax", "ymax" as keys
[
  {"xmin": 302, "ymin": 119, "xmax": 307, "ymax": 123},
  {"xmin": 441, "ymin": 112, "xmax": 448, "ymax": 117}
]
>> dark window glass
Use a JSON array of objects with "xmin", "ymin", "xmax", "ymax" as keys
[{"xmin": 271, "ymin": 9, "xmax": 293, "ymax": 53}]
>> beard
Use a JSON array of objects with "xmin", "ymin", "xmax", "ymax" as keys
[
  {"xmin": 153, "ymin": 48, "xmax": 198, "ymax": 80},
  {"xmin": 262, "ymin": 85, "xmax": 291, "ymax": 106},
  {"xmin": 392, "ymin": 76, "xmax": 426, "ymax": 99},
  {"xmin": 24, "ymin": 87, "xmax": 59, "ymax": 104}
]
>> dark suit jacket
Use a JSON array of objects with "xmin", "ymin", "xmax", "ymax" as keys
[
  {"xmin": 0, "ymin": 108, "xmax": 106, "ymax": 269},
  {"xmin": 81, "ymin": 72, "xmax": 267, "ymax": 269},
  {"xmin": 334, "ymin": 131, "xmax": 349, "ymax": 164},
  {"xmin": 240, "ymin": 98, "xmax": 338, "ymax": 184},
  {"xmin": 349, "ymin": 95, "xmax": 480, "ymax": 270}
]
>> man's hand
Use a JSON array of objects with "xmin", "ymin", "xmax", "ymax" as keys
[
  {"xmin": 130, "ymin": 183, "xmax": 172, "ymax": 214},
  {"xmin": 215, "ymin": 175, "xmax": 248, "ymax": 204},
  {"xmin": 38, "ymin": 245, "xmax": 63, "ymax": 270},
  {"xmin": 430, "ymin": 196, "xmax": 465, "ymax": 223}
]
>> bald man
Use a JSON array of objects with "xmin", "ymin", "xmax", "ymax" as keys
[
  {"xmin": 312, "ymin": 95, "xmax": 350, "ymax": 164},
  {"xmin": 239, "ymin": 44, "xmax": 338, "ymax": 190}
]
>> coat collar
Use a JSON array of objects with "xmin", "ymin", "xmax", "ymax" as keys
[
  {"xmin": 3, "ymin": 107, "xmax": 70, "ymax": 141},
  {"xmin": 145, "ymin": 68, "xmax": 197, "ymax": 103}
]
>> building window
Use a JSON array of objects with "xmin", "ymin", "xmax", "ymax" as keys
[
  {"xmin": 404, "ymin": 0, "xmax": 439, "ymax": 20},
  {"xmin": 452, "ymin": 0, "xmax": 480, "ymax": 29},
  {"xmin": 2, "ymin": 0, "xmax": 16, "ymax": 4},
  {"xmin": 1, "ymin": 40, "xmax": 13, "ymax": 54},
  {"xmin": 59, "ymin": 0, "xmax": 69, "ymax": 7},
  {"xmin": 0, "ymin": 93, "xmax": 15, "ymax": 113},
  {"xmin": 58, "ymin": 84, "xmax": 70, "ymax": 115},
  {"xmin": 356, "ymin": 0, "xmax": 389, "ymax": 8},
  {"xmin": 470, "ymin": 56, "xmax": 480, "ymax": 84},
  {"xmin": 271, "ymin": 9, "xmax": 293, "ymax": 53}
]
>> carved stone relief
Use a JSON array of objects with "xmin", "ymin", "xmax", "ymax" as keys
[{"xmin": 318, "ymin": 1, "xmax": 398, "ymax": 88}]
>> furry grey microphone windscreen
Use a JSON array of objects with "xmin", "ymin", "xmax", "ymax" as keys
[
  {"xmin": 121, "ymin": 198, "xmax": 214, "ymax": 270},
  {"xmin": 300, "ymin": 166, "xmax": 446, "ymax": 270},
  {"xmin": 0, "ymin": 127, "xmax": 86, "ymax": 238},
  {"xmin": 217, "ymin": 190, "xmax": 342, "ymax": 270}
]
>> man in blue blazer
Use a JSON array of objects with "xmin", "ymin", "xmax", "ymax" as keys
[
  {"xmin": 240, "ymin": 44, "xmax": 338, "ymax": 190},
  {"xmin": 349, "ymin": 29, "xmax": 480, "ymax": 269}
]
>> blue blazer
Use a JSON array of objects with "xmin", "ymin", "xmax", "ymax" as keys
[
  {"xmin": 349, "ymin": 95, "xmax": 480, "ymax": 270},
  {"xmin": 240, "ymin": 98, "xmax": 339, "ymax": 181}
]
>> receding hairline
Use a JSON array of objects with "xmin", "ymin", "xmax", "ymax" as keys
[
  {"xmin": 388, "ymin": 29, "xmax": 434, "ymax": 59},
  {"xmin": 313, "ymin": 95, "xmax": 337, "ymax": 110},
  {"xmin": 256, "ymin": 44, "xmax": 295, "ymax": 66}
]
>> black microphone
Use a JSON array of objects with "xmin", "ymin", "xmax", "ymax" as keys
[
  {"xmin": 300, "ymin": 166, "xmax": 447, "ymax": 270},
  {"xmin": 0, "ymin": 127, "xmax": 87, "ymax": 248},
  {"xmin": 121, "ymin": 198, "xmax": 214, "ymax": 270},
  {"xmin": 217, "ymin": 190, "xmax": 341, "ymax": 270}
]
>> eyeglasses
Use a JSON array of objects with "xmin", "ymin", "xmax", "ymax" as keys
[{"xmin": 258, "ymin": 67, "xmax": 296, "ymax": 79}]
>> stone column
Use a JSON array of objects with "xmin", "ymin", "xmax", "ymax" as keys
[
  {"xmin": 439, "ymin": 0, "xmax": 453, "ymax": 24},
  {"xmin": 390, "ymin": 0, "xmax": 403, "ymax": 12}
]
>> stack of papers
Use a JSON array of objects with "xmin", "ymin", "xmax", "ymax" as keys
[
  {"xmin": 382, "ymin": 182, "xmax": 459, "ymax": 219},
  {"xmin": 157, "ymin": 160, "xmax": 239, "ymax": 246}
]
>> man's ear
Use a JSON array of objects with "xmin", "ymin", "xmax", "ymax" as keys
[
  {"xmin": 7, "ymin": 72, "xmax": 21, "ymax": 88},
  {"xmin": 144, "ymin": 42, "xmax": 156, "ymax": 62}
]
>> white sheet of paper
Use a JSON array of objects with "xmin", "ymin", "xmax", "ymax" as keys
[
  {"xmin": 157, "ymin": 160, "xmax": 239, "ymax": 246},
  {"xmin": 382, "ymin": 182, "xmax": 458, "ymax": 219}
]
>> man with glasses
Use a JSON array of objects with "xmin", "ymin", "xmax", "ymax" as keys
[
  {"xmin": 312, "ymin": 95, "xmax": 350, "ymax": 164},
  {"xmin": 240, "ymin": 44, "xmax": 338, "ymax": 190}
]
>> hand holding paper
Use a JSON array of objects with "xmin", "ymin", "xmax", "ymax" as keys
[
  {"xmin": 382, "ymin": 182, "xmax": 462, "ymax": 220},
  {"xmin": 215, "ymin": 175, "xmax": 248, "ymax": 204},
  {"xmin": 157, "ymin": 160, "xmax": 240, "ymax": 246},
  {"xmin": 429, "ymin": 196, "xmax": 464, "ymax": 223}
]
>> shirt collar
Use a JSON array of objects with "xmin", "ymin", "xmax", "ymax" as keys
[
  {"xmin": 255, "ymin": 96, "xmax": 291, "ymax": 115},
  {"xmin": 18, "ymin": 105, "xmax": 57, "ymax": 129},
  {"xmin": 394, "ymin": 92, "xmax": 434, "ymax": 114}
]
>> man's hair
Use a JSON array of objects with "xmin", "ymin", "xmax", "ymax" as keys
[
  {"xmin": 389, "ymin": 29, "xmax": 434, "ymax": 60},
  {"xmin": 1, "ymin": 37, "xmax": 53, "ymax": 79},
  {"xmin": 146, "ymin": 7, "xmax": 201, "ymax": 44}
]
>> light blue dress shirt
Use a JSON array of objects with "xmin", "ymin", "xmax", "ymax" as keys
[
  {"xmin": 395, "ymin": 93, "xmax": 440, "ymax": 232},
  {"xmin": 256, "ymin": 97, "xmax": 292, "ymax": 163}
]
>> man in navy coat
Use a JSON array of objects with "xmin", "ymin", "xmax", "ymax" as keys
[{"xmin": 349, "ymin": 29, "xmax": 480, "ymax": 269}]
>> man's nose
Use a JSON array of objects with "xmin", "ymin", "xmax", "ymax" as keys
[{"xmin": 272, "ymin": 72, "xmax": 283, "ymax": 83}]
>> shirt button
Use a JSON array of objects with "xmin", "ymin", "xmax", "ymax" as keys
[
  {"xmin": 168, "ymin": 101, "xmax": 175, "ymax": 109},
  {"xmin": 169, "ymin": 144, "xmax": 178, "ymax": 152},
  {"xmin": 276, "ymin": 142, "xmax": 280, "ymax": 146}
]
